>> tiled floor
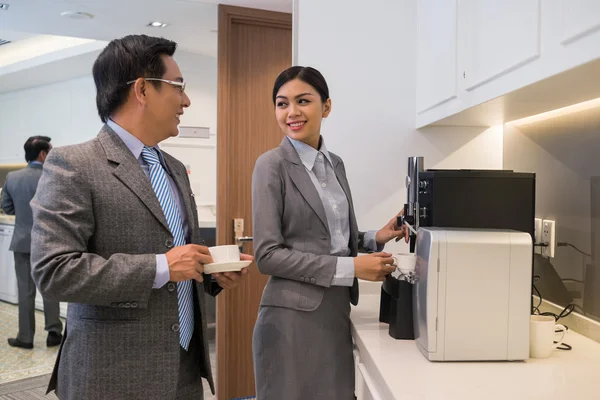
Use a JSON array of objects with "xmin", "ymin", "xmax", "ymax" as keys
[
  {"xmin": 0, "ymin": 301, "xmax": 218, "ymax": 399},
  {"xmin": 0, "ymin": 301, "xmax": 61, "ymax": 385}
]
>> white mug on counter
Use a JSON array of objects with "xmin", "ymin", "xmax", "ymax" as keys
[{"xmin": 529, "ymin": 315, "xmax": 567, "ymax": 359}]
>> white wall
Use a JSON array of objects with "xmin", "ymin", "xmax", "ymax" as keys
[
  {"xmin": 296, "ymin": 0, "xmax": 503, "ymax": 253},
  {"xmin": 0, "ymin": 75, "xmax": 101, "ymax": 162},
  {"xmin": 0, "ymin": 50, "xmax": 218, "ymax": 212},
  {"xmin": 504, "ymin": 121, "xmax": 599, "ymax": 317}
]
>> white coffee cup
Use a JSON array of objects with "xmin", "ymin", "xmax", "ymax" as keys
[
  {"xmin": 208, "ymin": 245, "xmax": 240, "ymax": 264},
  {"xmin": 392, "ymin": 253, "xmax": 417, "ymax": 275},
  {"xmin": 529, "ymin": 315, "xmax": 567, "ymax": 359}
]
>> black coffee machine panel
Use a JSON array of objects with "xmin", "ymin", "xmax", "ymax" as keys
[{"xmin": 380, "ymin": 156, "xmax": 535, "ymax": 340}]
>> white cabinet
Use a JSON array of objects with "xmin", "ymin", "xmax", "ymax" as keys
[
  {"xmin": 459, "ymin": 0, "xmax": 540, "ymax": 92},
  {"xmin": 354, "ymin": 344, "xmax": 387, "ymax": 400},
  {"xmin": 416, "ymin": 0, "xmax": 600, "ymax": 128},
  {"xmin": 0, "ymin": 224, "xmax": 17, "ymax": 304},
  {"xmin": 356, "ymin": 363, "xmax": 385, "ymax": 400},
  {"xmin": 416, "ymin": 0, "xmax": 458, "ymax": 114},
  {"xmin": 561, "ymin": 0, "xmax": 600, "ymax": 46}
]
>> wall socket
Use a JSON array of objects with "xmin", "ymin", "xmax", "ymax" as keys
[
  {"xmin": 541, "ymin": 219, "xmax": 556, "ymax": 258},
  {"xmin": 534, "ymin": 218, "xmax": 543, "ymax": 254}
]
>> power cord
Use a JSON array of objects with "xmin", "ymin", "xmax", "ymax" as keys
[
  {"xmin": 556, "ymin": 242, "xmax": 592, "ymax": 257},
  {"xmin": 532, "ymin": 279, "xmax": 574, "ymax": 351}
]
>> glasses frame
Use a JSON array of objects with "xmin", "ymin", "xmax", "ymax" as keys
[{"xmin": 126, "ymin": 78, "xmax": 186, "ymax": 93}]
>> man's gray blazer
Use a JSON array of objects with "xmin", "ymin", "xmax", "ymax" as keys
[
  {"xmin": 1, "ymin": 163, "xmax": 43, "ymax": 253},
  {"xmin": 31, "ymin": 125, "xmax": 219, "ymax": 399},
  {"xmin": 252, "ymin": 138, "xmax": 367, "ymax": 311}
]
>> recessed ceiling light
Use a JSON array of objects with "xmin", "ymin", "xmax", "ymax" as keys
[
  {"xmin": 0, "ymin": 3, "xmax": 9, "ymax": 10},
  {"xmin": 148, "ymin": 21, "xmax": 168, "ymax": 28},
  {"xmin": 60, "ymin": 11, "xmax": 94, "ymax": 20}
]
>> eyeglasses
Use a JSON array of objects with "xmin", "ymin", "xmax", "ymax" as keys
[{"xmin": 126, "ymin": 78, "xmax": 186, "ymax": 93}]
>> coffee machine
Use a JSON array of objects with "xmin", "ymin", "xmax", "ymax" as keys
[
  {"xmin": 414, "ymin": 227, "xmax": 532, "ymax": 361},
  {"xmin": 379, "ymin": 157, "xmax": 536, "ymax": 341}
]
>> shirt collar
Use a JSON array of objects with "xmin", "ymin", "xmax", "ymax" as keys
[
  {"xmin": 107, "ymin": 119, "xmax": 168, "ymax": 169},
  {"xmin": 287, "ymin": 136, "xmax": 333, "ymax": 170}
]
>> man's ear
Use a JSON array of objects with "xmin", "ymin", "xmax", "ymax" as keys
[{"xmin": 133, "ymin": 78, "xmax": 148, "ymax": 106}]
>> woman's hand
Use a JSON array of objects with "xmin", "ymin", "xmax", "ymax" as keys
[
  {"xmin": 375, "ymin": 210, "xmax": 410, "ymax": 245},
  {"xmin": 210, "ymin": 253, "xmax": 253, "ymax": 290},
  {"xmin": 354, "ymin": 252, "xmax": 396, "ymax": 281}
]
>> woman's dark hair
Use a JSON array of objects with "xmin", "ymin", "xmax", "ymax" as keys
[
  {"xmin": 92, "ymin": 35, "xmax": 177, "ymax": 123},
  {"xmin": 24, "ymin": 136, "xmax": 52, "ymax": 162},
  {"xmin": 272, "ymin": 66, "xmax": 329, "ymax": 104}
]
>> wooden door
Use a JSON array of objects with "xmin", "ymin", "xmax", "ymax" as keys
[{"xmin": 216, "ymin": 5, "xmax": 292, "ymax": 399}]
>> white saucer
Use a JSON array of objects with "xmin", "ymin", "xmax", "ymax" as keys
[{"xmin": 204, "ymin": 260, "xmax": 252, "ymax": 274}]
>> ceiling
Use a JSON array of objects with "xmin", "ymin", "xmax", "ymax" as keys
[{"xmin": 0, "ymin": 0, "xmax": 292, "ymax": 57}]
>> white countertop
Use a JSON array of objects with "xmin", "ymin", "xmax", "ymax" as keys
[
  {"xmin": 351, "ymin": 292, "xmax": 600, "ymax": 400},
  {"xmin": 0, "ymin": 215, "xmax": 15, "ymax": 225}
]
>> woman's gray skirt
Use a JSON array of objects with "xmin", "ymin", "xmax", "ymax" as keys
[{"xmin": 253, "ymin": 285, "xmax": 354, "ymax": 400}]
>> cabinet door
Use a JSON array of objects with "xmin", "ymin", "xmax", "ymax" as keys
[
  {"xmin": 353, "ymin": 347, "xmax": 361, "ymax": 397},
  {"xmin": 460, "ymin": 0, "xmax": 541, "ymax": 91},
  {"xmin": 416, "ymin": 0, "xmax": 458, "ymax": 114},
  {"xmin": 560, "ymin": 0, "xmax": 600, "ymax": 46},
  {"xmin": 357, "ymin": 363, "xmax": 385, "ymax": 400}
]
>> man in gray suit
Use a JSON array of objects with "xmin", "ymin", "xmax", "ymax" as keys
[
  {"xmin": 1, "ymin": 136, "xmax": 63, "ymax": 349},
  {"xmin": 30, "ymin": 35, "xmax": 249, "ymax": 399}
]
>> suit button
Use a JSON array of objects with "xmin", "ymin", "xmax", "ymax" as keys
[
  {"xmin": 124, "ymin": 302, "xmax": 131, "ymax": 308},
  {"xmin": 118, "ymin": 303, "xmax": 125, "ymax": 308},
  {"xmin": 131, "ymin": 302, "xmax": 138, "ymax": 308},
  {"xmin": 165, "ymin": 239, "xmax": 174, "ymax": 249},
  {"xmin": 310, "ymin": 278, "xmax": 316, "ymax": 284},
  {"xmin": 198, "ymin": 238, "xmax": 205, "ymax": 245},
  {"xmin": 167, "ymin": 283, "xmax": 176, "ymax": 292},
  {"xmin": 172, "ymin": 323, "xmax": 180, "ymax": 332}
]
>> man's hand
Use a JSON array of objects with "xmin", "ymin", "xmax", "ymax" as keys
[
  {"xmin": 211, "ymin": 253, "xmax": 253, "ymax": 290},
  {"xmin": 354, "ymin": 252, "xmax": 396, "ymax": 281},
  {"xmin": 166, "ymin": 244, "xmax": 213, "ymax": 282}
]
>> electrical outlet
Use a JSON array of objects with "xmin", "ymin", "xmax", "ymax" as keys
[
  {"xmin": 541, "ymin": 219, "xmax": 556, "ymax": 258},
  {"xmin": 534, "ymin": 218, "xmax": 543, "ymax": 254}
]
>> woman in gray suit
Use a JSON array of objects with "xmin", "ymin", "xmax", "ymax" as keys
[{"xmin": 252, "ymin": 66, "xmax": 408, "ymax": 399}]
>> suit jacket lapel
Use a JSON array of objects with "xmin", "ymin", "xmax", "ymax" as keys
[
  {"xmin": 98, "ymin": 125, "xmax": 171, "ymax": 233},
  {"xmin": 280, "ymin": 138, "xmax": 328, "ymax": 230}
]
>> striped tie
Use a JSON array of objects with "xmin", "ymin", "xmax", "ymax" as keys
[{"xmin": 141, "ymin": 146, "xmax": 194, "ymax": 350}]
